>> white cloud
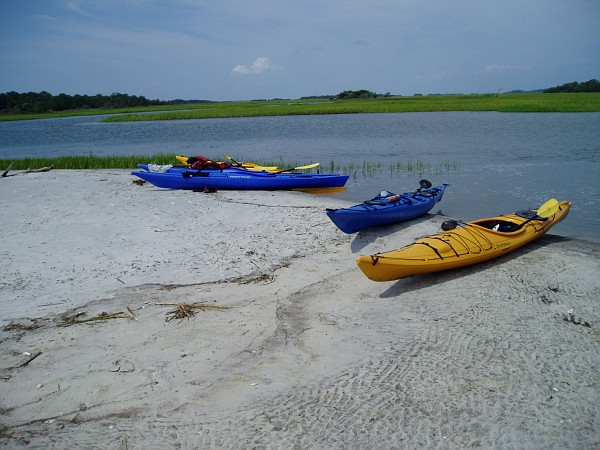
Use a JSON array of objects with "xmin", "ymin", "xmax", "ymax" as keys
[
  {"xmin": 232, "ymin": 57, "xmax": 276, "ymax": 75},
  {"xmin": 66, "ymin": 1, "xmax": 91, "ymax": 17}
]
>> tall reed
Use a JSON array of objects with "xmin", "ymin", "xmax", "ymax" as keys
[{"xmin": 0, "ymin": 155, "xmax": 459, "ymax": 178}]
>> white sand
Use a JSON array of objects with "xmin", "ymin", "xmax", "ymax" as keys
[{"xmin": 1, "ymin": 170, "xmax": 598, "ymax": 448}]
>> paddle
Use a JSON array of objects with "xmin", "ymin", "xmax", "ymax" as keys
[
  {"xmin": 223, "ymin": 153, "xmax": 242, "ymax": 167},
  {"xmin": 223, "ymin": 153, "xmax": 279, "ymax": 171},
  {"xmin": 224, "ymin": 154, "xmax": 318, "ymax": 172},
  {"xmin": 275, "ymin": 162, "xmax": 320, "ymax": 173},
  {"xmin": 406, "ymin": 178, "xmax": 433, "ymax": 198},
  {"xmin": 514, "ymin": 198, "xmax": 559, "ymax": 230},
  {"xmin": 419, "ymin": 179, "xmax": 433, "ymax": 190},
  {"xmin": 413, "ymin": 179, "xmax": 432, "ymax": 195}
]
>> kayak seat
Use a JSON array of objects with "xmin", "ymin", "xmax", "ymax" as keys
[
  {"xmin": 483, "ymin": 220, "xmax": 518, "ymax": 232},
  {"xmin": 516, "ymin": 210, "xmax": 548, "ymax": 221},
  {"xmin": 414, "ymin": 189, "xmax": 435, "ymax": 198}
]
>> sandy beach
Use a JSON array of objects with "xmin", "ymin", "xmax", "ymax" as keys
[{"xmin": 1, "ymin": 169, "xmax": 598, "ymax": 449}]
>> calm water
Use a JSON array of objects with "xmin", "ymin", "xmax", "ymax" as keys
[{"xmin": 1, "ymin": 112, "xmax": 599, "ymax": 242}]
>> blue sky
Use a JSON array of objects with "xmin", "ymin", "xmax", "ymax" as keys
[{"xmin": 1, "ymin": 0, "xmax": 599, "ymax": 101}]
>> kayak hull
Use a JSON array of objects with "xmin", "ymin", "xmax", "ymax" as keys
[
  {"xmin": 357, "ymin": 200, "xmax": 571, "ymax": 281},
  {"xmin": 326, "ymin": 184, "xmax": 448, "ymax": 233},
  {"xmin": 131, "ymin": 169, "xmax": 349, "ymax": 190}
]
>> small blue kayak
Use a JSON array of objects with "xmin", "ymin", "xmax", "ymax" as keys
[
  {"xmin": 131, "ymin": 167, "xmax": 349, "ymax": 190},
  {"xmin": 326, "ymin": 180, "xmax": 448, "ymax": 233}
]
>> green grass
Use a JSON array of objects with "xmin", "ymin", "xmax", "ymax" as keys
[
  {"xmin": 0, "ymin": 154, "xmax": 459, "ymax": 178},
  {"xmin": 0, "ymin": 154, "xmax": 178, "ymax": 170},
  {"xmin": 2, "ymin": 93, "xmax": 599, "ymax": 122},
  {"xmin": 0, "ymin": 104, "xmax": 207, "ymax": 122},
  {"xmin": 99, "ymin": 93, "xmax": 600, "ymax": 122}
]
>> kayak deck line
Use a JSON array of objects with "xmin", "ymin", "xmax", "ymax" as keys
[
  {"xmin": 356, "ymin": 200, "xmax": 570, "ymax": 281},
  {"xmin": 326, "ymin": 181, "xmax": 448, "ymax": 234},
  {"xmin": 367, "ymin": 214, "xmax": 558, "ymax": 263}
]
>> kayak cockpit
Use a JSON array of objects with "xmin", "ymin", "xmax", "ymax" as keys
[{"xmin": 474, "ymin": 218, "xmax": 522, "ymax": 233}]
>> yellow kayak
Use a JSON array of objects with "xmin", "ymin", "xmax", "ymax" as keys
[
  {"xmin": 176, "ymin": 155, "xmax": 279, "ymax": 172},
  {"xmin": 357, "ymin": 199, "xmax": 571, "ymax": 281}
]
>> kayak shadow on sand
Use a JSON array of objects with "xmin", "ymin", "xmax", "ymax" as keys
[
  {"xmin": 350, "ymin": 213, "xmax": 443, "ymax": 253},
  {"xmin": 350, "ymin": 226, "xmax": 403, "ymax": 253},
  {"xmin": 378, "ymin": 234, "xmax": 572, "ymax": 299}
]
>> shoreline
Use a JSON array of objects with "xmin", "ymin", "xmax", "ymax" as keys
[
  {"xmin": 2, "ymin": 93, "xmax": 600, "ymax": 123},
  {"xmin": 1, "ymin": 170, "xmax": 598, "ymax": 448}
]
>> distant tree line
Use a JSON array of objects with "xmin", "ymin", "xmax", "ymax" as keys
[
  {"xmin": 544, "ymin": 79, "xmax": 600, "ymax": 93},
  {"xmin": 2, "ymin": 80, "xmax": 598, "ymax": 114},
  {"xmin": 0, "ymin": 91, "xmax": 212, "ymax": 114},
  {"xmin": 300, "ymin": 90, "xmax": 391, "ymax": 100},
  {"xmin": 0, "ymin": 91, "xmax": 156, "ymax": 114},
  {"xmin": 335, "ymin": 90, "xmax": 391, "ymax": 99}
]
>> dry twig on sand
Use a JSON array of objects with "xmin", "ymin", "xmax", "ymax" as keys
[
  {"xmin": 239, "ymin": 273, "xmax": 275, "ymax": 284},
  {"xmin": 156, "ymin": 302, "xmax": 229, "ymax": 322},
  {"xmin": 59, "ymin": 310, "xmax": 133, "ymax": 325},
  {"xmin": 1, "ymin": 165, "xmax": 54, "ymax": 178},
  {"xmin": 3, "ymin": 321, "xmax": 41, "ymax": 332},
  {"xmin": 1, "ymin": 162, "xmax": 13, "ymax": 177},
  {"xmin": 18, "ymin": 351, "xmax": 42, "ymax": 367}
]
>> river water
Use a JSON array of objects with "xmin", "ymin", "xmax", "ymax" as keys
[{"xmin": 1, "ymin": 112, "xmax": 599, "ymax": 242}]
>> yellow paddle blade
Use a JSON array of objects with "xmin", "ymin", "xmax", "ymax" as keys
[
  {"xmin": 277, "ymin": 162, "xmax": 321, "ymax": 173},
  {"xmin": 293, "ymin": 163, "xmax": 320, "ymax": 170},
  {"xmin": 536, "ymin": 199, "xmax": 559, "ymax": 218},
  {"xmin": 302, "ymin": 162, "xmax": 320, "ymax": 170},
  {"xmin": 176, "ymin": 155, "xmax": 189, "ymax": 165}
]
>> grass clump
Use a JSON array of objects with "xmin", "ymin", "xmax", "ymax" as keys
[
  {"xmin": 1, "ymin": 154, "xmax": 460, "ymax": 178},
  {"xmin": 0, "ymin": 153, "xmax": 179, "ymax": 170}
]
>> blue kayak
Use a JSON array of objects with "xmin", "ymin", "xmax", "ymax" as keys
[
  {"xmin": 326, "ymin": 181, "xmax": 448, "ymax": 233},
  {"xmin": 131, "ymin": 167, "xmax": 349, "ymax": 190}
]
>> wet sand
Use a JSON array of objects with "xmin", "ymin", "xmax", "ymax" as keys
[{"xmin": 1, "ymin": 170, "xmax": 598, "ymax": 448}]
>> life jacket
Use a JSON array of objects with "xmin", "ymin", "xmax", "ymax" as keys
[{"xmin": 188, "ymin": 155, "xmax": 231, "ymax": 170}]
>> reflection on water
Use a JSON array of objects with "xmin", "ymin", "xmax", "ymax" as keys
[
  {"xmin": 292, "ymin": 187, "xmax": 348, "ymax": 195},
  {"xmin": 1, "ymin": 112, "xmax": 599, "ymax": 242}
]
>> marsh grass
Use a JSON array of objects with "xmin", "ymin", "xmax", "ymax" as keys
[
  {"xmin": 0, "ymin": 154, "xmax": 459, "ymax": 178},
  {"xmin": 98, "ymin": 93, "xmax": 600, "ymax": 122},
  {"xmin": 0, "ymin": 104, "xmax": 201, "ymax": 122},
  {"xmin": 3, "ymin": 93, "xmax": 597, "ymax": 123},
  {"xmin": 0, "ymin": 153, "xmax": 177, "ymax": 170}
]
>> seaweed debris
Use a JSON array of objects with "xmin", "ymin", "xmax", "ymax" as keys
[{"xmin": 156, "ymin": 302, "xmax": 230, "ymax": 322}]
